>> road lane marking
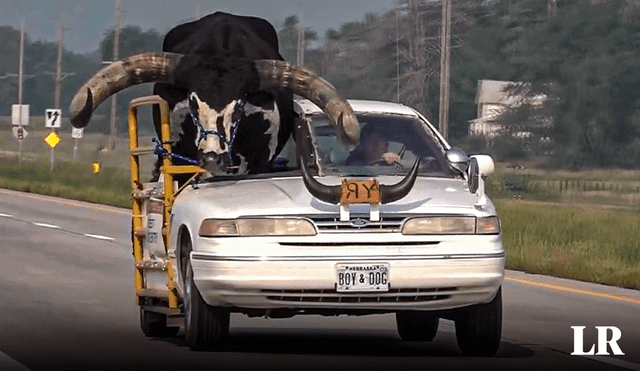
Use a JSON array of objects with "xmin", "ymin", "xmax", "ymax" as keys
[
  {"xmin": 0, "ymin": 210, "xmax": 119, "ymax": 245},
  {"xmin": 32, "ymin": 222, "xmax": 62, "ymax": 229},
  {"xmin": 0, "ymin": 188, "xmax": 130, "ymax": 216},
  {"xmin": 84, "ymin": 234, "xmax": 116, "ymax": 241},
  {"xmin": 581, "ymin": 356, "xmax": 640, "ymax": 371},
  {"xmin": 0, "ymin": 351, "xmax": 31, "ymax": 371},
  {"xmin": 505, "ymin": 276, "xmax": 640, "ymax": 306}
]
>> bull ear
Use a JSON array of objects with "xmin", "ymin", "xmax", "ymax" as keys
[{"xmin": 188, "ymin": 92, "xmax": 200, "ymax": 112}]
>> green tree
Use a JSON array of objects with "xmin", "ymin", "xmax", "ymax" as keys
[
  {"xmin": 277, "ymin": 15, "xmax": 319, "ymax": 65},
  {"xmin": 483, "ymin": 0, "xmax": 640, "ymax": 168},
  {"xmin": 99, "ymin": 26, "xmax": 164, "ymax": 135}
]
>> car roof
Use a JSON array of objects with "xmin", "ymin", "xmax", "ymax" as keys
[{"xmin": 294, "ymin": 99, "xmax": 420, "ymax": 117}]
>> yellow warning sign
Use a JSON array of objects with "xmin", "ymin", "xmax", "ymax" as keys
[{"xmin": 44, "ymin": 131, "xmax": 61, "ymax": 148}]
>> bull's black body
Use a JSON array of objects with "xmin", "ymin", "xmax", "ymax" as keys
[{"xmin": 152, "ymin": 12, "xmax": 294, "ymax": 177}]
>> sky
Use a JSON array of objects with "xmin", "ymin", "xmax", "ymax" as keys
[{"xmin": 1, "ymin": 0, "xmax": 397, "ymax": 54}]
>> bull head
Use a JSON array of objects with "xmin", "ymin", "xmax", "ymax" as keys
[{"xmin": 69, "ymin": 52, "xmax": 360, "ymax": 174}]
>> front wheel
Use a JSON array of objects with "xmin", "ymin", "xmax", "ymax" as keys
[
  {"xmin": 454, "ymin": 287, "xmax": 502, "ymax": 356},
  {"xmin": 396, "ymin": 311, "xmax": 439, "ymax": 341},
  {"xmin": 183, "ymin": 259, "xmax": 230, "ymax": 351}
]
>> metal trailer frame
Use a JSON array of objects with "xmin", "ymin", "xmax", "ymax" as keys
[{"xmin": 128, "ymin": 95, "xmax": 205, "ymax": 328}]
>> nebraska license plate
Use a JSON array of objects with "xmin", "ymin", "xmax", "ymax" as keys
[{"xmin": 336, "ymin": 263, "xmax": 390, "ymax": 292}]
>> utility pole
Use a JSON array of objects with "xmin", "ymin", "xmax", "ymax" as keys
[
  {"xmin": 296, "ymin": 17, "xmax": 305, "ymax": 66},
  {"xmin": 109, "ymin": 0, "xmax": 122, "ymax": 150},
  {"xmin": 438, "ymin": 0, "xmax": 452, "ymax": 140},
  {"xmin": 17, "ymin": 21, "xmax": 26, "ymax": 161},
  {"xmin": 45, "ymin": 22, "xmax": 76, "ymax": 158},
  {"xmin": 5, "ymin": 21, "xmax": 35, "ymax": 162}
]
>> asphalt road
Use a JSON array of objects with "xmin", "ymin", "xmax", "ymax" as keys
[{"xmin": 0, "ymin": 188, "xmax": 639, "ymax": 371}]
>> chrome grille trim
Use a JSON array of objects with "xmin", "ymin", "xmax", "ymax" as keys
[
  {"xmin": 262, "ymin": 287, "xmax": 458, "ymax": 303},
  {"xmin": 309, "ymin": 215, "xmax": 407, "ymax": 234}
]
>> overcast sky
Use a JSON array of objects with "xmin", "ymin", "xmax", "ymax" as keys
[{"xmin": 1, "ymin": 0, "xmax": 396, "ymax": 54}]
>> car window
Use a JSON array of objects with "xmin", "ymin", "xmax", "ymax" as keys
[{"xmin": 311, "ymin": 113, "xmax": 455, "ymax": 178}]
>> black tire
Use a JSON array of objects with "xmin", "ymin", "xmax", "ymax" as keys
[
  {"xmin": 183, "ymin": 259, "xmax": 230, "ymax": 351},
  {"xmin": 455, "ymin": 287, "xmax": 502, "ymax": 356},
  {"xmin": 140, "ymin": 308, "xmax": 179, "ymax": 338},
  {"xmin": 396, "ymin": 311, "xmax": 439, "ymax": 341}
]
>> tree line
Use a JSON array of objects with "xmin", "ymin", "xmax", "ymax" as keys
[{"xmin": 1, "ymin": 0, "xmax": 639, "ymax": 169}]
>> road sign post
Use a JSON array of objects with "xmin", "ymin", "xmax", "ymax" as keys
[
  {"xmin": 44, "ymin": 131, "xmax": 61, "ymax": 172},
  {"xmin": 71, "ymin": 127, "xmax": 84, "ymax": 161},
  {"xmin": 12, "ymin": 104, "xmax": 29, "ymax": 162},
  {"xmin": 45, "ymin": 109, "xmax": 63, "ymax": 172}
]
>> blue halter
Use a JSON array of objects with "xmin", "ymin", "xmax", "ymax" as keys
[{"xmin": 190, "ymin": 96, "xmax": 247, "ymax": 170}]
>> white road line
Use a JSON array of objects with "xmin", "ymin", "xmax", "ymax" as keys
[
  {"xmin": 582, "ymin": 355, "xmax": 640, "ymax": 371},
  {"xmin": 0, "ymin": 188, "xmax": 130, "ymax": 215},
  {"xmin": 31, "ymin": 222, "xmax": 62, "ymax": 229},
  {"xmin": 0, "ymin": 213, "xmax": 14, "ymax": 218},
  {"xmin": 83, "ymin": 234, "xmax": 115, "ymax": 241},
  {"xmin": 0, "ymin": 351, "xmax": 31, "ymax": 371}
]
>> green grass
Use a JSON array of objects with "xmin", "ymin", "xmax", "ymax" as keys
[
  {"xmin": 0, "ymin": 157, "xmax": 132, "ymax": 207},
  {"xmin": 497, "ymin": 199, "xmax": 640, "ymax": 289}
]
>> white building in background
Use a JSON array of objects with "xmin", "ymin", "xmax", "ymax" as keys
[{"xmin": 469, "ymin": 79, "xmax": 546, "ymax": 138}]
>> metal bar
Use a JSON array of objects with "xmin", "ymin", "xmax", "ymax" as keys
[
  {"xmin": 162, "ymin": 165, "xmax": 206, "ymax": 175},
  {"xmin": 158, "ymin": 99, "xmax": 180, "ymax": 309},
  {"xmin": 128, "ymin": 104, "xmax": 145, "ymax": 305}
]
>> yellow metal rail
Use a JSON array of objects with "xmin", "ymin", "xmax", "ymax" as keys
[{"xmin": 128, "ymin": 95, "xmax": 204, "ymax": 309}]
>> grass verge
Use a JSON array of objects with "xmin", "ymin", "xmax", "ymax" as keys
[
  {"xmin": 0, "ymin": 157, "xmax": 132, "ymax": 208},
  {"xmin": 497, "ymin": 199, "xmax": 640, "ymax": 289}
]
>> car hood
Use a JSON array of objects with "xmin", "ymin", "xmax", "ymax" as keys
[{"xmin": 173, "ymin": 175, "xmax": 498, "ymax": 220}]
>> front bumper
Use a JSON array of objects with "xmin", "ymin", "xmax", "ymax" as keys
[{"xmin": 189, "ymin": 234, "xmax": 505, "ymax": 313}]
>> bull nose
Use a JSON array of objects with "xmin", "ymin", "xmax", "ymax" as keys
[{"xmin": 199, "ymin": 152, "xmax": 227, "ymax": 174}]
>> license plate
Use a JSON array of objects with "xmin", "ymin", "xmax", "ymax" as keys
[
  {"xmin": 340, "ymin": 179, "xmax": 380, "ymax": 204},
  {"xmin": 336, "ymin": 263, "xmax": 390, "ymax": 292}
]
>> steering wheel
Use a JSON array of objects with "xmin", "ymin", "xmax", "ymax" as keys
[{"xmin": 369, "ymin": 157, "xmax": 405, "ymax": 171}]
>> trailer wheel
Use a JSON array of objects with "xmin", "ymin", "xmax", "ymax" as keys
[
  {"xmin": 183, "ymin": 236, "xmax": 229, "ymax": 351},
  {"xmin": 140, "ymin": 308, "xmax": 179, "ymax": 338}
]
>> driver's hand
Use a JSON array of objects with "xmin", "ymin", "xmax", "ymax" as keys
[{"xmin": 382, "ymin": 152, "xmax": 400, "ymax": 164}]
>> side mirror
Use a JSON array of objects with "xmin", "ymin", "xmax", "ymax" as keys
[
  {"xmin": 468, "ymin": 155, "xmax": 495, "ymax": 207},
  {"xmin": 446, "ymin": 147, "xmax": 470, "ymax": 173}
]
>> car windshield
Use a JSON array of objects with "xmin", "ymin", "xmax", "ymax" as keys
[{"xmin": 310, "ymin": 113, "xmax": 456, "ymax": 178}]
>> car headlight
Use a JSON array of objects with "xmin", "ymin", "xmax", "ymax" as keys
[
  {"xmin": 401, "ymin": 216, "xmax": 501, "ymax": 235},
  {"xmin": 199, "ymin": 218, "xmax": 317, "ymax": 237}
]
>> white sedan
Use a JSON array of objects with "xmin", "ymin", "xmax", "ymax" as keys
[{"xmin": 168, "ymin": 99, "xmax": 504, "ymax": 355}]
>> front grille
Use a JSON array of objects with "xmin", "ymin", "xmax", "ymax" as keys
[
  {"xmin": 310, "ymin": 215, "xmax": 407, "ymax": 233},
  {"xmin": 262, "ymin": 287, "xmax": 456, "ymax": 303}
]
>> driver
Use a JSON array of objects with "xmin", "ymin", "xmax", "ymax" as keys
[{"xmin": 344, "ymin": 124, "xmax": 390, "ymax": 165}]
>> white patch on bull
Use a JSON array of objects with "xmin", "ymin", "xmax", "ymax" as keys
[
  {"xmin": 244, "ymin": 101, "xmax": 281, "ymax": 160},
  {"xmin": 190, "ymin": 92, "xmax": 239, "ymax": 156},
  {"xmin": 169, "ymin": 100, "xmax": 189, "ymax": 142}
]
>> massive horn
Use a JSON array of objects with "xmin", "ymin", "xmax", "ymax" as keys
[
  {"xmin": 379, "ymin": 159, "xmax": 420, "ymax": 204},
  {"xmin": 300, "ymin": 158, "xmax": 421, "ymax": 205},
  {"xmin": 299, "ymin": 156, "xmax": 341, "ymax": 205},
  {"xmin": 254, "ymin": 60, "xmax": 360, "ymax": 148},
  {"xmin": 69, "ymin": 52, "xmax": 183, "ymax": 128}
]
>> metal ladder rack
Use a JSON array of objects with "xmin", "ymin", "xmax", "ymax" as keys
[{"xmin": 128, "ymin": 95, "xmax": 204, "ymax": 320}]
